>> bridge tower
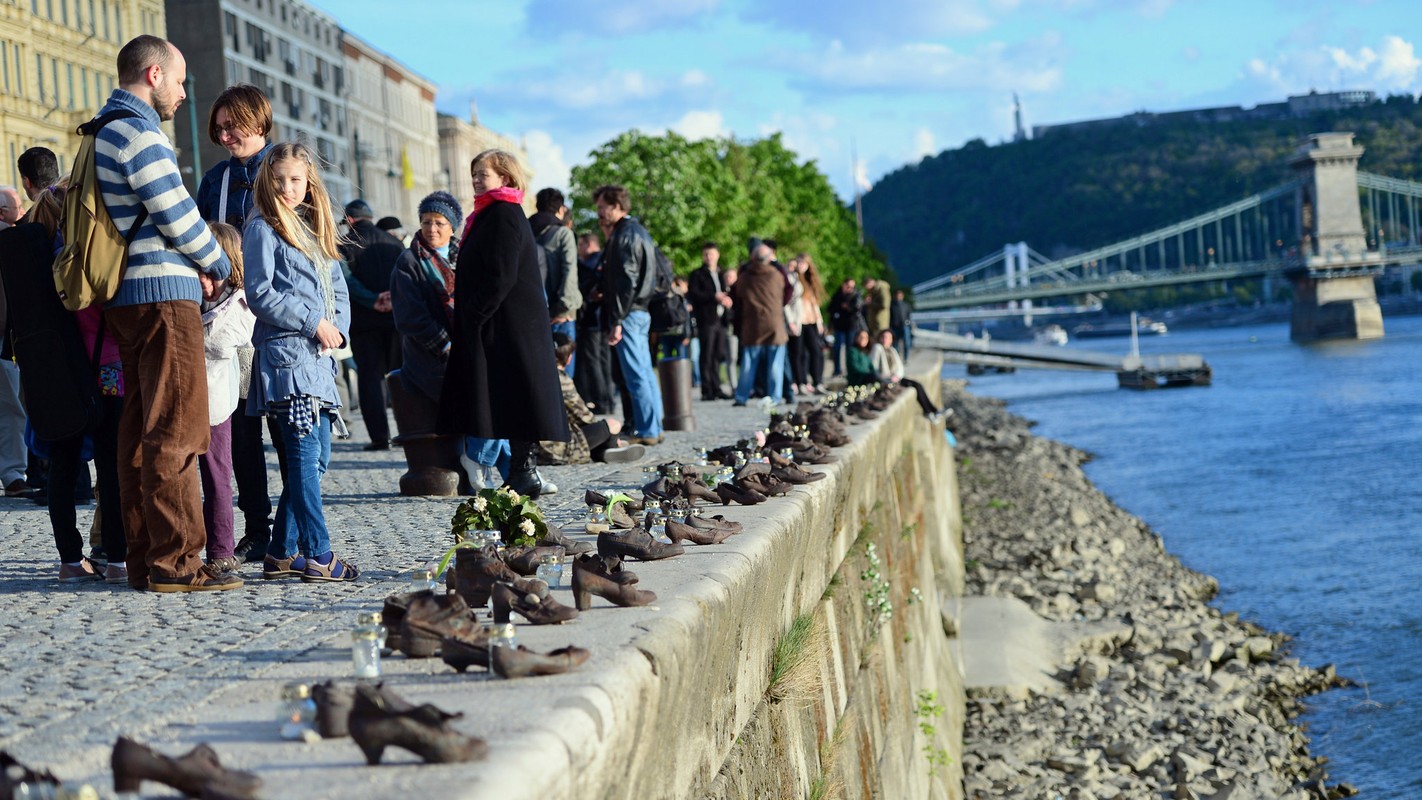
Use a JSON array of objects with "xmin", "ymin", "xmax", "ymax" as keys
[{"xmin": 1288, "ymin": 132, "xmax": 1384, "ymax": 341}]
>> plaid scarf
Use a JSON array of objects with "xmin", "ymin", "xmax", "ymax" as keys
[{"xmin": 413, "ymin": 231, "xmax": 458, "ymax": 325}]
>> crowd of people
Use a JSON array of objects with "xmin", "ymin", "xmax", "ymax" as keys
[{"xmin": 0, "ymin": 34, "xmax": 923, "ymax": 593}]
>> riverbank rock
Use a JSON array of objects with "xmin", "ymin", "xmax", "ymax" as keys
[{"xmin": 948, "ymin": 382, "xmax": 1350, "ymax": 800}]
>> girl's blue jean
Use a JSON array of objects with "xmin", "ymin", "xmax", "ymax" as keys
[
  {"xmin": 268, "ymin": 413, "xmax": 332, "ymax": 559},
  {"xmin": 465, "ymin": 437, "xmax": 510, "ymax": 480}
]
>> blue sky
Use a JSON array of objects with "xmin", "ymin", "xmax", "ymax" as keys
[{"xmin": 317, "ymin": 0, "xmax": 1419, "ymax": 201}]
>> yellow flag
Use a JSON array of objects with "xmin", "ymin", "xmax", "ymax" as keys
[{"xmin": 401, "ymin": 146, "xmax": 414, "ymax": 190}]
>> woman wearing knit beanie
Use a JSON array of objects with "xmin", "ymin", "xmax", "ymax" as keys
[{"xmin": 389, "ymin": 191, "xmax": 479, "ymax": 478}]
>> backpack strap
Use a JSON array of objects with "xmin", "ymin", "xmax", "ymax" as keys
[{"xmin": 77, "ymin": 109, "xmax": 150, "ymax": 242}]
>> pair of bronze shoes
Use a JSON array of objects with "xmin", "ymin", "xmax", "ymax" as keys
[
  {"xmin": 439, "ymin": 624, "xmax": 591, "ymax": 678},
  {"xmin": 597, "ymin": 527, "xmax": 684, "ymax": 561},
  {"xmin": 491, "ymin": 581, "xmax": 579, "ymax": 625},
  {"xmin": 112, "ymin": 736, "xmax": 260, "ymax": 799}
]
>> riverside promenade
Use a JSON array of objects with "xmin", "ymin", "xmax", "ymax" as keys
[{"xmin": 0, "ymin": 355, "xmax": 964, "ymax": 799}]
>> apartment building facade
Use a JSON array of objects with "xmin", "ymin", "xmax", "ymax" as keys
[
  {"xmin": 438, "ymin": 105, "xmax": 535, "ymax": 216},
  {"xmin": 0, "ymin": 0, "xmax": 166, "ymax": 188},
  {"xmin": 341, "ymin": 32, "xmax": 437, "ymax": 222}
]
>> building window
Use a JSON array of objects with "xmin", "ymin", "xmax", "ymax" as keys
[
  {"xmin": 66, "ymin": 61, "xmax": 73, "ymax": 109},
  {"xmin": 0, "ymin": 40, "xmax": 8, "ymax": 95},
  {"xmin": 60, "ymin": 0, "xmax": 67, "ymax": 25},
  {"xmin": 225, "ymin": 57, "xmax": 240, "ymax": 86},
  {"xmin": 88, "ymin": 0, "xmax": 95, "ymax": 34},
  {"xmin": 34, "ymin": 53, "xmax": 43, "ymax": 103},
  {"xmin": 80, "ymin": 66, "xmax": 88, "ymax": 109},
  {"xmin": 100, "ymin": 0, "xmax": 108, "ymax": 40},
  {"xmin": 225, "ymin": 11, "xmax": 237, "ymax": 50},
  {"xmin": 113, "ymin": 1, "xmax": 121, "ymax": 40}
]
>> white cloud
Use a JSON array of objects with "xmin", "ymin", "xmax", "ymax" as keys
[
  {"xmin": 781, "ymin": 37, "xmax": 1063, "ymax": 95},
  {"xmin": 522, "ymin": 130, "xmax": 571, "ymax": 194},
  {"xmin": 1248, "ymin": 35, "xmax": 1421, "ymax": 95},
  {"xmin": 524, "ymin": 0, "xmax": 718, "ymax": 36},
  {"xmin": 913, "ymin": 127, "xmax": 937, "ymax": 161},
  {"xmin": 670, "ymin": 110, "xmax": 729, "ymax": 141}
]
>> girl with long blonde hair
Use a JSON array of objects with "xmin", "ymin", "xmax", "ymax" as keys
[
  {"xmin": 796, "ymin": 253, "xmax": 828, "ymax": 393},
  {"xmin": 242, "ymin": 141, "xmax": 358, "ymax": 583}
]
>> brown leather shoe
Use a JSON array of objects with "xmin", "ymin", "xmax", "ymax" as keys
[
  {"xmin": 149, "ymin": 566, "xmax": 244, "ymax": 593},
  {"xmin": 686, "ymin": 513, "xmax": 744, "ymax": 534},
  {"xmin": 537, "ymin": 523, "xmax": 594, "ymax": 555}
]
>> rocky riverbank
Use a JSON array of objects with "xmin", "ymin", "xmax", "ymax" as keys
[{"xmin": 947, "ymin": 383, "xmax": 1356, "ymax": 800}]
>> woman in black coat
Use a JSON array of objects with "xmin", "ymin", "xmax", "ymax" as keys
[{"xmin": 437, "ymin": 149, "xmax": 568, "ymax": 497}]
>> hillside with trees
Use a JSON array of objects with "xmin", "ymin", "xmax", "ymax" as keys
[{"xmin": 863, "ymin": 95, "xmax": 1422, "ymax": 289}]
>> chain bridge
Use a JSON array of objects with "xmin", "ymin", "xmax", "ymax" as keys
[{"xmin": 910, "ymin": 132, "xmax": 1422, "ymax": 341}]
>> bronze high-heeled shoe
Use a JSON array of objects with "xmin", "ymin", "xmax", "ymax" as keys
[
  {"xmin": 347, "ymin": 684, "xmax": 487, "ymax": 765},
  {"xmin": 399, "ymin": 593, "xmax": 479, "ymax": 658},
  {"xmin": 714, "ymin": 481, "xmax": 767, "ymax": 506},
  {"xmin": 597, "ymin": 527, "xmax": 684, "ymax": 561},
  {"xmin": 313, "ymin": 681, "xmax": 354, "ymax": 738},
  {"xmin": 440, "ymin": 628, "xmax": 492, "ymax": 673},
  {"xmin": 665, "ymin": 518, "xmax": 730, "ymax": 546},
  {"xmin": 676, "ymin": 476, "xmax": 720, "ymax": 504},
  {"xmin": 490, "ymin": 645, "xmax": 591, "ymax": 679},
  {"xmin": 491, "ymin": 581, "xmax": 579, "ymax": 625},
  {"xmin": 112, "ymin": 737, "xmax": 261, "ymax": 799},
  {"xmin": 738, "ymin": 472, "xmax": 792, "ymax": 497},
  {"xmin": 571, "ymin": 554, "xmax": 657, "ymax": 610},
  {"xmin": 575, "ymin": 552, "xmax": 639, "ymax": 585}
]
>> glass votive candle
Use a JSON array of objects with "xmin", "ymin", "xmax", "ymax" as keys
[
  {"xmin": 534, "ymin": 553, "xmax": 564, "ymax": 589},
  {"xmin": 485, "ymin": 622, "xmax": 517, "ymax": 650},
  {"xmin": 351, "ymin": 627, "xmax": 381, "ymax": 679}
]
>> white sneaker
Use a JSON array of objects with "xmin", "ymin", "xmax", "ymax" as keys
[
  {"xmin": 460, "ymin": 454, "xmax": 487, "ymax": 491},
  {"xmin": 537, "ymin": 469, "xmax": 559, "ymax": 495}
]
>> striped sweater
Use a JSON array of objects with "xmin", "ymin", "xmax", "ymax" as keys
[{"xmin": 94, "ymin": 89, "xmax": 230, "ymax": 307}]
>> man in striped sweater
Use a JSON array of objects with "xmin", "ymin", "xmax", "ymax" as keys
[{"xmin": 97, "ymin": 35, "xmax": 240, "ymax": 593}]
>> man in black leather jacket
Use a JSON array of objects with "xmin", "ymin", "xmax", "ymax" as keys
[{"xmin": 595, "ymin": 184, "xmax": 662, "ymax": 445}]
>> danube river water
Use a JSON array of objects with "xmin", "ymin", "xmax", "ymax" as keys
[{"xmin": 956, "ymin": 314, "xmax": 1422, "ymax": 798}]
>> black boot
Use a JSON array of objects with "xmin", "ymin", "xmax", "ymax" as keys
[{"xmin": 503, "ymin": 440, "xmax": 545, "ymax": 499}]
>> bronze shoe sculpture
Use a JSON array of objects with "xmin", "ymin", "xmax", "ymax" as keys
[
  {"xmin": 399, "ymin": 592, "xmax": 480, "ymax": 658},
  {"xmin": 575, "ymin": 552, "xmax": 640, "ymax": 585},
  {"xmin": 537, "ymin": 523, "xmax": 593, "ymax": 555},
  {"xmin": 666, "ymin": 518, "xmax": 730, "ymax": 546},
  {"xmin": 585, "ymin": 489, "xmax": 643, "ymax": 513},
  {"xmin": 676, "ymin": 476, "xmax": 720, "ymax": 504},
  {"xmin": 453, "ymin": 545, "xmax": 522, "ymax": 608},
  {"xmin": 714, "ymin": 481, "xmax": 767, "ymax": 506},
  {"xmin": 313, "ymin": 680, "xmax": 355, "ymax": 738},
  {"xmin": 491, "ymin": 581, "xmax": 579, "ymax": 625},
  {"xmin": 686, "ymin": 513, "xmax": 744, "ymax": 534},
  {"xmin": 490, "ymin": 645, "xmax": 591, "ymax": 679},
  {"xmin": 0, "ymin": 752, "xmax": 58, "ymax": 796},
  {"xmin": 348, "ymin": 684, "xmax": 487, "ymax": 765},
  {"xmin": 440, "ymin": 628, "xmax": 492, "ymax": 673},
  {"xmin": 502, "ymin": 545, "xmax": 565, "ymax": 576},
  {"xmin": 571, "ymin": 554, "xmax": 657, "ymax": 610},
  {"xmin": 381, "ymin": 589, "xmax": 433, "ymax": 653},
  {"xmin": 597, "ymin": 527, "xmax": 684, "ymax": 561},
  {"xmin": 112, "ymin": 736, "xmax": 261, "ymax": 799},
  {"xmin": 770, "ymin": 462, "xmax": 827, "ymax": 485},
  {"xmin": 738, "ymin": 472, "xmax": 793, "ymax": 497}
]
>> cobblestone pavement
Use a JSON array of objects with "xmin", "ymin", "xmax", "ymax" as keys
[{"xmin": 0, "ymin": 391, "xmax": 788, "ymax": 788}]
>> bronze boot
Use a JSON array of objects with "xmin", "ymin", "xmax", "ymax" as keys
[
  {"xmin": 313, "ymin": 681, "xmax": 354, "ymax": 738},
  {"xmin": 399, "ymin": 593, "xmax": 478, "ymax": 658},
  {"xmin": 453, "ymin": 545, "xmax": 521, "ymax": 608}
]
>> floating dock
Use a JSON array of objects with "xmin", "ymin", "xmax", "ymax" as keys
[{"xmin": 911, "ymin": 327, "xmax": 1211, "ymax": 390}]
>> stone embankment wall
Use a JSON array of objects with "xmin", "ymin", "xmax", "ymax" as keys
[{"xmin": 554, "ymin": 355, "xmax": 967, "ymax": 800}]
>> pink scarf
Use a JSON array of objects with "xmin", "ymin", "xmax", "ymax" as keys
[{"xmin": 472, "ymin": 186, "xmax": 525, "ymax": 217}]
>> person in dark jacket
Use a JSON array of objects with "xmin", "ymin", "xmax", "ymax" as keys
[
  {"xmin": 686, "ymin": 241, "xmax": 732, "ymax": 399},
  {"xmin": 730, "ymin": 244, "xmax": 791, "ymax": 406},
  {"xmin": 889, "ymin": 289, "xmax": 912, "ymax": 358},
  {"xmin": 828, "ymin": 278, "xmax": 865, "ymax": 376},
  {"xmin": 340, "ymin": 198, "xmax": 405, "ymax": 451},
  {"xmin": 573, "ymin": 232, "xmax": 617, "ymax": 414},
  {"xmin": 438, "ymin": 149, "xmax": 569, "ymax": 498},
  {"xmin": 194, "ymin": 83, "xmax": 279, "ymax": 562},
  {"xmin": 530, "ymin": 188, "xmax": 581, "ymax": 375},
  {"xmin": 595, "ymin": 184, "xmax": 662, "ymax": 445}
]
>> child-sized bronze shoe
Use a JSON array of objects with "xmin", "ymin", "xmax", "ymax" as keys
[
  {"xmin": 347, "ymin": 684, "xmax": 487, "ymax": 765},
  {"xmin": 490, "ymin": 645, "xmax": 591, "ymax": 679}
]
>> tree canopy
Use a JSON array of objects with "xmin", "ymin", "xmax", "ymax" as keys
[{"xmin": 569, "ymin": 131, "xmax": 891, "ymax": 296}]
